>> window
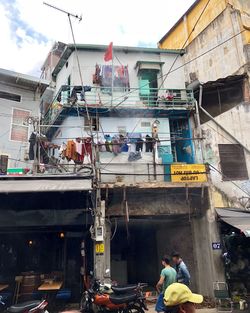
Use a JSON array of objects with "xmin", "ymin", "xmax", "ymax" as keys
[
  {"xmin": 0, "ymin": 91, "xmax": 21, "ymax": 102},
  {"xmin": 141, "ymin": 121, "xmax": 151, "ymax": 128},
  {"xmin": 218, "ymin": 144, "xmax": 248, "ymax": 180},
  {"xmin": 10, "ymin": 108, "xmax": 30, "ymax": 142},
  {"xmin": 84, "ymin": 117, "xmax": 99, "ymax": 131}
]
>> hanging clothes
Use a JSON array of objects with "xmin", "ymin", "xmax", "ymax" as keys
[
  {"xmin": 112, "ymin": 136, "xmax": 121, "ymax": 155},
  {"xmin": 65, "ymin": 140, "xmax": 76, "ymax": 161},
  {"xmin": 93, "ymin": 64, "xmax": 101, "ymax": 84},
  {"xmin": 29, "ymin": 132, "xmax": 37, "ymax": 160},
  {"xmin": 136, "ymin": 138, "xmax": 143, "ymax": 152},
  {"xmin": 98, "ymin": 139, "xmax": 106, "ymax": 152},
  {"xmin": 40, "ymin": 142, "xmax": 50, "ymax": 164},
  {"xmin": 75, "ymin": 138, "xmax": 82, "ymax": 155},
  {"xmin": 82, "ymin": 138, "xmax": 92, "ymax": 162},
  {"xmin": 145, "ymin": 135, "xmax": 154, "ymax": 152}
]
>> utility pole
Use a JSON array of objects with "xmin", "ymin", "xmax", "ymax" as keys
[{"xmin": 44, "ymin": 2, "xmax": 109, "ymax": 282}]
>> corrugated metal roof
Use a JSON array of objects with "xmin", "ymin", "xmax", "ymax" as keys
[{"xmin": 216, "ymin": 208, "xmax": 250, "ymax": 237}]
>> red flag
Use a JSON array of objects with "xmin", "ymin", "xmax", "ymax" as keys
[{"xmin": 104, "ymin": 42, "xmax": 113, "ymax": 62}]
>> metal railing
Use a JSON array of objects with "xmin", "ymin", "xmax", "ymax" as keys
[{"xmin": 43, "ymin": 85, "xmax": 195, "ymax": 126}]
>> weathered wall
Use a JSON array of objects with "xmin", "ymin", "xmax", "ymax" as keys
[
  {"xmin": 183, "ymin": 7, "xmax": 246, "ymax": 84},
  {"xmin": 191, "ymin": 209, "xmax": 225, "ymax": 296},
  {"xmin": 156, "ymin": 221, "xmax": 197, "ymax": 291},
  {"xmin": 201, "ymin": 102, "xmax": 250, "ymax": 203},
  {"xmin": 106, "ymin": 187, "xmax": 208, "ymax": 217},
  {"xmin": 159, "ymin": 0, "xmax": 227, "ymax": 49},
  {"xmin": 159, "ymin": 0, "xmax": 250, "ymax": 49},
  {"xmin": 0, "ymin": 82, "xmax": 40, "ymax": 169},
  {"xmin": 55, "ymin": 48, "xmax": 186, "ymax": 94}
]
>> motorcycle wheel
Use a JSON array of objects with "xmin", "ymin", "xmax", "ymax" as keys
[
  {"xmin": 126, "ymin": 305, "xmax": 145, "ymax": 313},
  {"xmin": 80, "ymin": 297, "xmax": 93, "ymax": 313}
]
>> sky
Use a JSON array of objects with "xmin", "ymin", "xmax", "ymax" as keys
[{"xmin": 0, "ymin": 0, "xmax": 195, "ymax": 77}]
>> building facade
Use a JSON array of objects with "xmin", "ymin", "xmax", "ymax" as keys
[
  {"xmin": 39, "ymin": 43, "xmax": 223, "ymax": 296},
  {"xmin": 0, "ymin": 68, "xmax": 49, "ymax": 173},
  {"xmin": 159, "ymin": 0, "xmax": 250, "ymax": 205},
  {"xmin": 159, "ymin": 0, "xmax": 250, "ymax": 297}
]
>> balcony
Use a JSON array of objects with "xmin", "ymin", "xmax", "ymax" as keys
[{"xmin": 42, "ymin": 85, "xmax": 195, "ymax": 128}]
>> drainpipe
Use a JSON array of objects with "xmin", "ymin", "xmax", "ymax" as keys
[
  {"xmin": 196, "ymin": 87, "xmax": 204, "ymax": 163},
  {"xmin": 198, "ymin": 84, "xmax": 250, "ymax": 154}
]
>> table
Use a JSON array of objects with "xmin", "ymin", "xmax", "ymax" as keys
[
  {"xmin": 38, "ymin": 281, "xmax": 63, "ymax": 309},
  {"xmin": 0, "ymin": 285, "xmax": 9, "ymax": 292},
  {"xmin": 38, "ymin": 281, "xmax": 63, "ymax": 291}
]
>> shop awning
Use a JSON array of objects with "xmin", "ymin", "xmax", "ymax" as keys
[
  {"xmin": 216, "ymin": 208, "xmax": 250, "ymax": 237},
  {"xmin": 0, "ymin": 178, "xmax": 92, "ymax": 193}
]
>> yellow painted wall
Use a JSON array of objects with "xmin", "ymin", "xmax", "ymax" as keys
[
  {"xmin": 159, "ymin": 0, "xmax": 227, "ymax": 49},
  {"xmin": 159, "ymin": 0, "xmax": 250, "ymax": 49}
]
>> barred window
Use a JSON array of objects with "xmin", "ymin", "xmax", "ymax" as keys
[{"xmin": 218, "ymin": 144, "xmax": 248, "ymax": 181}]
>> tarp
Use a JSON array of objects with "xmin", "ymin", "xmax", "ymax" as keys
[
  {"xmin": 216, "ymin": 208, "xmax": 250, "ymax": 237},
  {"xmin": 0, "ymin": 178, "xmax": 92, "ymax": 193}
]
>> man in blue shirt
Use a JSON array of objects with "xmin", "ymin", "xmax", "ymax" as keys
[{"xmin": 171, "ymin": 252, "xmax": 191, "ymax": 286}]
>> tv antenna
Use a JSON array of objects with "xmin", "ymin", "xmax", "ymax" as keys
[{"xmin": 43, "ymin": 2, "xmax": 82, "ymax": 22}]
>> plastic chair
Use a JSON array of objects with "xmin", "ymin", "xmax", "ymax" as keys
[
  {"xmin": 213, "ymin": 282, "xmax": 233, "ymax": 313},
  {"xmin": 55, "ymin": 289, "xmax": 71, "ymax": 301}
]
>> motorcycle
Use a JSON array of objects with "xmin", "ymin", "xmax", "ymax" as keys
[
  {"xmin": 80, "ymin": 279, "xmax": 148, "ymax": 313},
  {"xmin": 0, "ymin": 296, "xmax": 48, "ymax": 313}
]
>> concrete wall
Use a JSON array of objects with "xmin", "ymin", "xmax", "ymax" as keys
[
  {"xmin": 159, "ymin": 0, "xmax": 250, "ymax": 49},
  {"xmin": 55, "ymin": 48, "xmax": 186, "ymax": 93},
  {"xmin": 159, "ymin": 0, "xmax": 227, "ymax": 49},
  {"xmin": 51, "ymin": 116, "xmax": 170, "ymax": 184},
  {"xmin": 156, "ymin": 221, "xmax": 197, "ymax": 290},
  {"xmin": 201, "ymin": 102, "xmax": 250, "ymax": 203},
  {"xmin": 0, "ymin": 82, "xmax": 40, "ymax": 169},
  {"xmin": 183, "ymin": 7, "xmax": 246, "ymax": 84}
]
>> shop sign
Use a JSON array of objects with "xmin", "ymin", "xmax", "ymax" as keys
[
  {"xmin": 95, "ymin": 243, "xmax": 105, "ymax": 255},
  {"xmin": 212, "ymin": 242, "xmax": 221, "ymax": 250},
  {"xmin": 171, "ymin": 164, "xmax": 207, "ymax": 183}
]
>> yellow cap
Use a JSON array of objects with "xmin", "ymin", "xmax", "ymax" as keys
[{"xmin": 164, "ymin": 283, "xmax": 203, "ymax": 307}]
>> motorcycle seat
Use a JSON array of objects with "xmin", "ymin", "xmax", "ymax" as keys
[
  {"xmin": 109, "ymin": 293, "xmax": 137, "ymax": 305},
  {"xmin": 111, "ymin": 285, "xmax": 137, "ymax": 294},
  {"xmin": 8, "ymin": 300, "xmax": 42, "ymax": 313}
]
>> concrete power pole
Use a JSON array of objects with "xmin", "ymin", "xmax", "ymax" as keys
[{"xmin": 44, "ymin": 2, "xmax": 110, "ymax": 282}]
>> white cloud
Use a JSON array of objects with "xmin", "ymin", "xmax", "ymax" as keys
[{"xmin": 0, "ymin": 0, "xmax": 195, "ymax": 77}]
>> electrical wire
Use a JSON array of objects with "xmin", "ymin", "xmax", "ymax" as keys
[
  {"xmin": 200, "ymin": 116, "xmax": 249, "ymax": 154},
  {"xmin": 158, "ymin": 0, "xmax": 212, "ymax": 90},
  {"xmin": 97, "ymin": 29, "xmax": 245, "ymax": 110}
]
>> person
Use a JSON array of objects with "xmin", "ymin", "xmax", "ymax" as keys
[
  {"xmin": 172, "ymin": 252, "xmax": 191, "ymax": 286},
  {"xmin": 164, "ymin": 283, "xmax": 203, "ymax": 313},
  {"xmin": 155, "ymin": 255, "xmax": 177, "ymax": 312}
]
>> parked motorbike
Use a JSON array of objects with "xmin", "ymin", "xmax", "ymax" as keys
[
  {"xmin": 0, "ymin": 296, "xmax": 48, "ymax": 313},
  {"xmin": 80, "ymin": 278, "xmax": 148, "ymax": 313}
]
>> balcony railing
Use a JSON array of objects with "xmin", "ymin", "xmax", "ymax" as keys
[{"xmin": 43, "ymin": 85, "xmax": 195, "ymax": 126}]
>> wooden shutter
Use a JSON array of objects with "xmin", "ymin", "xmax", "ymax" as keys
[
  {"xmin": 218, "ymin": 144, "xmax": 248, "ymax": 180},
  {"xmin": 0, "ymin": 155, "xmax": 8, "ymax": 174}
]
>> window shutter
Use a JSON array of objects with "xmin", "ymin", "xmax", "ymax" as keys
[
  {"xmin": 0, "ymin": 155, "xmax": 8, "ymax": 174},
  {"xmin": 218, "ymin": 144, "xmax": 248, "ymax": 180}
]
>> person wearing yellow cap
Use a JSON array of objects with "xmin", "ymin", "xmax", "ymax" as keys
[{"xmin": 164, "ymin": 283, "xmax": 203, "ymax": 313}]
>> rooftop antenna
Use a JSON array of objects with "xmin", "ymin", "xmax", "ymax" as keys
[{"xmin": 43, "ymin": 2, "xmax": 82, "ymax": 22}]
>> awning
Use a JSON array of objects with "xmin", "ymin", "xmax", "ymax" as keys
[
  {"xmin": 0, "ymin": 178, "xmax": 92, "ymax": 193},
  {"xmin": 216, "ymin": 208, "xmax": 250, "ymax": 237},
  {"xmin": 135, "ymin": 61, "xmax": 165, "ymax": 71}
]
